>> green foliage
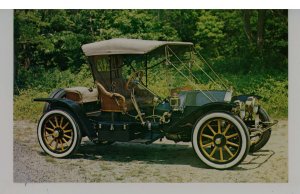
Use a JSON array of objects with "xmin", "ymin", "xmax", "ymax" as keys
[
  {"xmin": 14, "ymin": 66, "xmax": 287, "ymax": 121},
  {"xmin": 14, "ymin": 65, "xmax": 94, "ymax": 121},
  {"xmin": 14, "ymin": 10, "xmax": 287, "ymax": 71},
  {"xmin": 16, "ymin": 65, "xmax": 93, "ymax": 92},
  {"xmin": 14, "ymin": 89, "xmax": 48, "ymax": 122},
  {"xmin": 146, "ymin": 63, "xmax": 288, "ymax": 118},
  {"xmin": 195, "ymin": 10, "xmax": 225, "ymax": 54},
  {"xmin": 226, "ymin": 72, "xmax": 288, "ymax": 118},
  {"xmin": 14, "ymin": 10, "xmax": 288, "ymax": 120}
]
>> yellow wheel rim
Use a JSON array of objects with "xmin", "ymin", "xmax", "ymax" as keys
[
  {"xmin": 199, "ymin": 118, "xmax": 241, "ymax": 163},
  {"xmin": 42, "ymin": 114, "xmax": 74, "ymax": 153}
]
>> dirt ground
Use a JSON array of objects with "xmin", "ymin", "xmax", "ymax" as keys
[{"xmin": 13, "ymin": 119, "xmax": 288, "ymax": 183}]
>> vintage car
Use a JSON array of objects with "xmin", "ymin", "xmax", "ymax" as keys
[{"xmin": 34, "ymin": 38, "xmax": 277, "ymax": 169}]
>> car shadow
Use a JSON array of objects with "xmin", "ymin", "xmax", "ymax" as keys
[
  {"xmin": 38, "ymin": 142, "xmax": 275, "ymax": 170},
  {"xmin": 234, "ymin": 149, "xmax": 275, "ymax": 171},
  {"xmin": 73, "ymin": 141, "xmax": 209, "ymax": 168}
]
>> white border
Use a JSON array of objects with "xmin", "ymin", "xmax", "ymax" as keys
[
  {"xmin": 0, "ymin": 9, "xmax": 13, "ymax": 192},
  {"xmin": 2, "ymin": 1, "xmax": 300, "ymax": 9},
  {"xmin": 1, "ymin": 9, "xmax": 299, "ymax": 194},
  {"xmin": 288, "ymin": 9, "xmax": 300, "ymax": 188}
]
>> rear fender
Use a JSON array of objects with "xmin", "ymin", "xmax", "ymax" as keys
[
  {"xmin": 43, "ymin": 88, "xmax": 66, "ymax": 112},
  {"xmin": 34, "ymin": 98, "xmax": 96, "ymax": 139}
]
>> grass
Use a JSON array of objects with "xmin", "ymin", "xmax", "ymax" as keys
[
  {"xmin": 45, "ymin": 156, "xmax": 57, "ymax": 164},
  {"xmin": 148, "ymin": 67, "xmax": 288, "ymax": 118},
  {"xmin": 99, "ymin": 163, "xmax": 112, "ymax": 171},
  {"xmin": 14, "ymin": 65, "xmax": 94, "ymax": 122},
  {"xmin": 115, "ymin": 176, "xmax": 125, "ymax": 181},
  {"xmin": 14, "ymin": 65, "xmax": 288, "ymax": 121},
  {"xmin": 225, "ymin": 72, "xmax": 288, "ymax": 118},
  {"xmin": 14, "ymin": 89, "xmax": 49, "ymax": 122}
]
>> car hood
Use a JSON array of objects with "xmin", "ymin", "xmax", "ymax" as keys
[{"xmin": 179, "ymin": 90, "xmax": 232, "ymax": 108}]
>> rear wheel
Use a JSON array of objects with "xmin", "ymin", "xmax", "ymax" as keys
[
  {"xmin": 37, "ymin": 109, "xmax": 82, "ymax": 158},
  {"xmin": 192, "ymin": 112, "xmax": 250, "ymax": 169}
]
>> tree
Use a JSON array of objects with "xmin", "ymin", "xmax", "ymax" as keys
[{"xmin": 14, "ymin": 9, "xmax": 287, "ymax": 74}]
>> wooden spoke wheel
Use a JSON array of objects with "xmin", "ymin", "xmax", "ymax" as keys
[
  {"xmin": 37, "ymin": 109, "xmax": 81, "ymax": 158},
  {"xmin": 192, "ymin": 112, "xmax": 250, "ymax": 169}
]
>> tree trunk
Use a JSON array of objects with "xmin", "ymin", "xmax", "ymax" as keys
[
  {"xmin": 243, "ymin": 10, "xmax": 253, "ymax": 43},
  {"xmin": 257, "ymin": 10, "xmax": 266, "ymax": 50}
]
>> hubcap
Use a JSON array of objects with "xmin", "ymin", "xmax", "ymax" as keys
[
  {"xmin": 53, "ymin": 130, "xmax": 60, "ymax": 138},
  {"xmin": 215, "ymin": 137, "xmax": 222, "ymax": 145},
  {"xmin": 213, "ymin": 134, "xmax": 226, "ymax": 147}
]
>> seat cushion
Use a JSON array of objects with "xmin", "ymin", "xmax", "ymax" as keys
[{"xmin": 65, "ymin": 87, "xmax": 98, "ymax": 103}]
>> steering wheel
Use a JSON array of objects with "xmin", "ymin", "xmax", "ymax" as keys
[{"xmin": 125, "ymin": 70, "xmax": 144, "ymax": 90}]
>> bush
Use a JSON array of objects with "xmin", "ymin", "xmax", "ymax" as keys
[
  {"xmin": 15, "ymin": 64, "xmax": 94, "ymax": 93},
  {"xmin": 14, "ymin": 65, "xmax": 94, "ymax": 121},
  {"xmin": 14, "ymin": 65, "xmax": 288, "ymax": 121},
  {"xmin": 14, "ymin": 89, "xmax": 48, "ymax": 122},
  {"xmin": 226, "ymin": 72, "xmax": 288, "ymax": 118}
]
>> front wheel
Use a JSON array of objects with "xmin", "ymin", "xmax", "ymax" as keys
[
  {"xmin": 37, "ymin": 109, "xmax": 82, "ymax": 158},
  {"xmin": 192, "ymin": 112, "xmax": 250, "ymax": 169}
]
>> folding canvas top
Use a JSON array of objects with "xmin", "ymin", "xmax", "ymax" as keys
[{"xmin": 82, "ymin": 38, "xmax": 193, "ymax": 56}]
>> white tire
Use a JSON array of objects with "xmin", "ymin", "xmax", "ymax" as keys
[
  {"xmin": 37, "ymin": 109, "xmax": 81, "ymax": 158},
  {"xmin": 192, "ymin": 112, "xmax": 250, "ymax": 169}
]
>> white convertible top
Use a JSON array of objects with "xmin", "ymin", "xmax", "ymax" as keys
[{"xmin": 81, "ymin": 38, "xmax": 193, "ymax": 56}]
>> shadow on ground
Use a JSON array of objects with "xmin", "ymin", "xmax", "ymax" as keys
[
  {"xmin": 39, "ymin": 141, "xmax": 275, "ymax": 170},
  {"xmin": 75, "ymin": 142, "xmax": 207, "ymax": 168},
  {"xmin": 236, "ymin": 149, "xmax": 275, "ymax": 170}
]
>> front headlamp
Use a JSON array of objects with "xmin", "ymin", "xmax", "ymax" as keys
[
  {"xmin": 246, "ymin": 96, "xmax": 259, "ymax": 114},
  {"xmin": 253, "ymin": 100, "xmax": 259, "ymax": 114},
  {"xmin": 232, "ymin": 100, "xmax": 246, "ymax": 119},
  {"xmin": 239, "ymin": 102, "xmax": 246, "ymax": 119}
]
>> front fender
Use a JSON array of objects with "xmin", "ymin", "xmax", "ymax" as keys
[
  {"xmin": 187, "ymin": 102, "xmax": 234, "ymax": 124},
  {"xmin": 195, "ymin": 101, "xmax": 234, "ymax": 114},
  {"xmin": 34, "ymin": 98, "xmax": 96, "ymax": 139},
  {"xmin": 165, "ymin": 102, "xmax": 234, "ymax": 133}
]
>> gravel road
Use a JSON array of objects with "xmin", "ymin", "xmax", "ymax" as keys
[{"xmin": 13, "ymin": 119, "xmax": 288, "ymax": 183}]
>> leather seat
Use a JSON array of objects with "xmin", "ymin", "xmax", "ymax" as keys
[{"xmin": 95, "ymin": 81, "xmax": 127, "ymax": 112}]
